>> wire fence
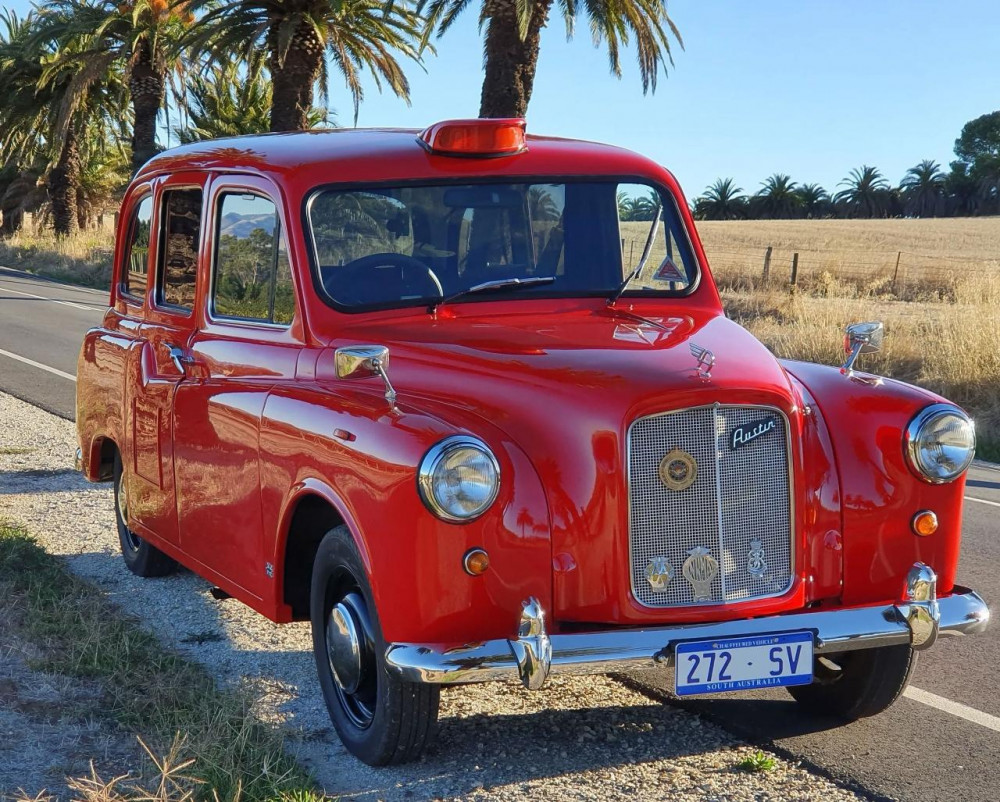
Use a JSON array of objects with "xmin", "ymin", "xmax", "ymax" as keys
[{"xmin": 705, "ymin": 244, "xmax": 1000, "ymax": 297}]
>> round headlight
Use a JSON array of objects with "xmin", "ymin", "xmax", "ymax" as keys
[
  {"xmin": 418, "ymin": 436, "xmax": 500, "ymax": 522},
  {"xmin": 905, "ymin": 404, "xmax": 976, "ymax": 484}
]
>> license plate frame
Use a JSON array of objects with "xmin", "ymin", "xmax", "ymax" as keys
[{"xmin": 674, "ymin": 631, "xmax": 814, "ymax": 696}]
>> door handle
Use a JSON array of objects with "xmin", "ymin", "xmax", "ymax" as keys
[{"xmin": 166, "ymin": 344, "xmax": 194, "ymax": 375}]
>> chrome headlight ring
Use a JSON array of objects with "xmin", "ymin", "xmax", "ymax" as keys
[
  {"xmin": 904, "ymin": 404, "xmax": 976, "ymax": 484},
  {"xmin": 418, "ymin": 436, "xmax": 501, "ymax": 523}
]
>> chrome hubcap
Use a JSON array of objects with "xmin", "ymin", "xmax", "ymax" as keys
[
  {"xmin": 324, "ymin": 589, "xmax": 377, "ymax": 729},
  {"xmin": 326, "ymin": 601, "xmax": 363, "ymax": 693}
]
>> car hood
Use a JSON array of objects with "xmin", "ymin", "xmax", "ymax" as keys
[{"xmin": 341, "ymin": 304, "xmax": 798, "ymax": 426}]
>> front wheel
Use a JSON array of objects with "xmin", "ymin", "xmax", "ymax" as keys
[
  {"xmin": 311, "ymin": 525, "xmax": 439, "ymax": 765},
  {"xmin": 787, "ymin": 644, "xmax": 917, "ymax": 720},
  {"xmin": 113, "ymin": 452, "xmax": 177, "ymax": 578}
]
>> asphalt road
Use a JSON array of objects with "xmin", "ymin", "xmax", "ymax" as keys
[{"xmin": 1, "ymin": 265, "xmax": 996, "ymax": 801}]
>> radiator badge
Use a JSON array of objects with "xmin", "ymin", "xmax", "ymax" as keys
[
  {"xmin": 747, "ymin": 539, "xmax": 767, "ymax": 578},
  {"xmin": 682, "ymin": 546, "xmax": 719, "ymax": 602},
  {"xmin": 730, "ymin": 416, "xmax": 777, "ymax": 451},
  {"xmin": 646, "ymin": 557, "xmax": 675, "ymax": 592},
  {"xmin": 659, "ymin": 449, "xmax": 697, "ymax": 491}
]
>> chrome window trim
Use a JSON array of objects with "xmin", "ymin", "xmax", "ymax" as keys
[
  {"xmin": 417, "ymin": 435, "xmax": 501, "ymax": 524},
  {"xmin": 153, "ymin": 185, "xmax": 203, "ymax": 315},
  {"xmin": 626, "ymin": 403, "xmax": 796, "ymax": 609},
  {"xmin": 904, "ymin": 403, "xmax": 976, "ymax": 485},
  {"xmin": 207, "ymin": 188, "xmax": 295, "ymax": 329}
]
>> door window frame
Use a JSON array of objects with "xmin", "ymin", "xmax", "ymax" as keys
[{"xmin": 115, "ymin": 184, "xmax": 156, "ymax": 314}]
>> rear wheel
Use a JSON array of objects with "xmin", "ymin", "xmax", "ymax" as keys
[
  {"xmin": 113, "ymin": 452, "xmax": 177, "ymax": 578},
  {"xmin": 787, "ymin": 644, "xmax": 916, "ymax": 720},
  {"xmin": 311, "ymin": 525, "xmax": 439, "ymax": 765}
]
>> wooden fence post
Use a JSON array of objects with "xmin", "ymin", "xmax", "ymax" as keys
[
  {"xmin": 892, "ymin": 251, "xmax": 902, "ymax": 292},
  {"xmin": 790, "ymin": 252, "xmax": 799, "ymax": 286},
  {"xmin": 762, "ymin": 246, "xmax": 772, "ymax": 282}
]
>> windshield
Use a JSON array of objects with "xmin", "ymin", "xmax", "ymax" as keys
[{"xmin": 307, "ymin": 179, "xmax": 697, "ymax": 310}]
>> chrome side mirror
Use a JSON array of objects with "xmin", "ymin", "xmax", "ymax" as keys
[
  {"xmin": 842, "ymin": 321, "xmax": 884, "ymax": 373},
  {"xmin": 335, "ymin": 345, "xmax": 397, "ymax": 406}
]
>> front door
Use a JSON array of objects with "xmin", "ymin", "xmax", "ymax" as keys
[
  {"xmin": 126, "ymin": 175, "xmax": 207, "ymax": 548},
  {"xmin": 171, "ymin": 176, "xmax": 301, "ymax": 600}
]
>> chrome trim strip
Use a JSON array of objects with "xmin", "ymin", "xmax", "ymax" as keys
[
  {"xmin": 626, "ymin": 403, "xmax": 796, "ymax": 609},
  {"xmin": 712, "ymin": 402, "xmax": 727, "ymax": 599},
  {"xmin": 385, "ymin": 577, "xmax": 989, "ymax": 688}
]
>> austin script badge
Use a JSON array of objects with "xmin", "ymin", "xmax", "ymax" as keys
[{"xmin": 730, "ymin": 416, "xmax": 777, "ymax": 451}]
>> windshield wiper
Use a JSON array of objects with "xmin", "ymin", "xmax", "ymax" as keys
[
  {"xmin": 429, "ymin": 276, "xmax": 555, "ymax": 314},
  {"xmin": 607, "ymin": 203, "xmax": 663, "ymax": 307}
]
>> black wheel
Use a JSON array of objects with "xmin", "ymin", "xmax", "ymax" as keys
[
  {"xmin": 311, "ymin": 525, "xmax": 439, "ymax": 765},
  {"xmin": 113, "ymin": 451, "xmax": 177, "ymax": 578},
  {"xmin": 787, "ymin": 644, "xmax": 917, "ymax": 720}
]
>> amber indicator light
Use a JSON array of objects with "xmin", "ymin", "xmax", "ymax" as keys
[
  {"xmin": 463, "ymin": 548, "xmax": 490, "ymax": 575},
  {"xmin": 912, "ymin": 510, "xmax": 939, "ymax": 537},
  {"xmin": 419, "ymin": 119, "xmax": 527, "ymax": 157}
]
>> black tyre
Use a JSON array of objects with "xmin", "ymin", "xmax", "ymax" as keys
[
  {"xmin": 311, "ymin": 525, "xmax": 439, "ymax": 766},
  {"xmin": 787, "ymin": 644, "xmax": 917, "ymax": 720},
  {"xmin": 113, "ymin": 451, "xmax": 177, "ymax": 578}
]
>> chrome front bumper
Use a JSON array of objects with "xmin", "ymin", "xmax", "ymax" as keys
[{"xmin": 385, "ymin": 563, "xmax": 989, "ymax": 690}]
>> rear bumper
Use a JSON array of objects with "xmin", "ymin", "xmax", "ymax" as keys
[{"xmin": 385, "ymin": 563, "xmax": 989, "ymax": 689}]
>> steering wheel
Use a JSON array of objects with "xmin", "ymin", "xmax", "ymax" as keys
[{"xmin": 336, "ymin": 253, "xmax": 444, "ymax": 303}]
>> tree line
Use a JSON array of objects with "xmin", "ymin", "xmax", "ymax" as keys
[
  {"xmin": 693, "ymin": 111, "xmax": 1000, "ymax": 221},
  {"xmin": 0, "ymin": 0, "xmax": 682, "ymax": 236}
]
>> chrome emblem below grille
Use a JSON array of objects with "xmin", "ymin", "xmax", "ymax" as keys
[
  {"xmin": 682, "ymin": 546, "xmax": 719, "ymax": 602},
  {"xmin": 658, "ymin": 449, "xmax": 697, "ymax": 491},
  {"xmin": 747, "ymin": 539, "xmax": 767, "ymax": 578},
  {"xmin": 645, "ymin": 557, "xmax": 675, "ymax": 591}
]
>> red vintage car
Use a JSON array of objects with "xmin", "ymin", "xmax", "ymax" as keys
[{"xmin": 76, "ymin": 119, "xmax": 989, "ymax": 766}]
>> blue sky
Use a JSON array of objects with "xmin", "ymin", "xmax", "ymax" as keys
[{"xmin": 8, "ymin": 0, "xmax": 1000, "ymax": 200}]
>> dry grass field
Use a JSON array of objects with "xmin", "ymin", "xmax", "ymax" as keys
[{"xmin": 2, "ymin": 216, "xmax": 998, "ymax": 453}]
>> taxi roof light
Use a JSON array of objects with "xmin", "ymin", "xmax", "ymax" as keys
[{"xmin": 419, "ymin": 118, "xmax": 527, "ymax": 157}]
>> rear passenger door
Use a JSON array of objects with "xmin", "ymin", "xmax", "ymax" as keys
[
  {"xmin": 172, "ymin": 175, "xmax": 302, "ymax": 600},
  {"xmin": 126, "ymin": 173, "xmax": 207, "ymax": 548}
]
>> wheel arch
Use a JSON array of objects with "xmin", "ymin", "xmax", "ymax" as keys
[{"xmin": 274, "ymin": 478, "xmax": 372, "ymax": 622}]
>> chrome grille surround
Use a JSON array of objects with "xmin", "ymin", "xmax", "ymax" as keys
[{"xmin": 628, "ymin": 403, "xmax": 794, "ymax": 608}]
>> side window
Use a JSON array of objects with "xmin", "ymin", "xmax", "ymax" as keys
[
  {"xmin": 213, "ymin": 192, "xmax": 294, "ymax": 325},
  {"xmin": 122, "ymin": 196, "xmax": 153, "ymax": 299},
  {"xmin": 157, "ymin": 188, "xmax": 203, "ymax": 310},
  {"xmin": 617, "ymin": 182, "xmax": 694, "ymax": 291}
]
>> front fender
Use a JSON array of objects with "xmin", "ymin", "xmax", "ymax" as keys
[
  {"xmin": 260, "ymin": 385, "xmax": 552, "ymax": 644},
  {"xmin": 782, "ymin": 360, "xmax": 965, "ymax": 603}
]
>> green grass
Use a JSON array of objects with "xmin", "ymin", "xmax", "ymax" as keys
[
  {"xmin": 736, "ymin": 750, "xmax": 776, "ymax": 773},
  {"xmin": 0, "ymin": 520, "xmax": 324, "ymax": 802}
]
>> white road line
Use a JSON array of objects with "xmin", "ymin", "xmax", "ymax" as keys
[
  {"xmin": 0, "ymin": 347, "xmax": 76, "ymax": 381},
  {"xmin": 965, "ymin": 495, "xmax": 1000, "ymax": 508},
  {"xmin": 905, "ymin": 686, "xmax": 1000, "ymax": 733},
  {"xmin": 0, "ymin": 285, "xmax": 97, "ymax": 311}
]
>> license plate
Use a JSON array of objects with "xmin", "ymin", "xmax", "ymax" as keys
[{"xmin": 674, "ymin": 631, "xmax": 813, "ymax": 696}]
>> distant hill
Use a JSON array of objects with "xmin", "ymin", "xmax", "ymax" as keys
[{"xmin": 220, "ymin": 212, "xmax": 276, "ymax": 238}]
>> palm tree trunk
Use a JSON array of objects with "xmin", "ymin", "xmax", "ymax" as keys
[
  {"xmin": 49, "ymin": 122, "xmax": 81, "ymax": 237},
  {"xmin": 268, "ymin": 19, "xmax": 324, "ymax": 132},
  {"xmin": 129, "ymin": 38, "xmax": 165, "ymax": 175},
  {"xmin": 479, "ymin": 0, "xmax": 551, "ymax": 118}
]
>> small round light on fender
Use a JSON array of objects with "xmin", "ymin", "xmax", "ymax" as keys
[
  {"xmin": 912, "ymin": 510, "xmax": 939, "ymax": 537},
  {"xmin": 463, "ymin": 548, "xmax": 490, "ymax": 576}
]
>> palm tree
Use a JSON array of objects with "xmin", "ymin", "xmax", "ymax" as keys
[
  {"xmin": 188, "ymin": 0, "xmax": 423, "ymax": 132},
  {"xmin": 834, "ymin": 165, "xmax": 890, "ymax": 219},
  {"xmin": 796, "ymin": 183, "xmax": 828, "ymax": 218},
  {"xmin": 900, "ymin": 159, "xmax": 945, "ymax": 218},
  {"xmin": 0, "ymin": 9, "xmax": 126, "ymax": 235},
  {"xmin": 419, "ymin": 0, "xmax": 683, "ymax": 118},
  {"xmin": 37, "ymin": 0, "xmax": 192, "ymax": 175},
  {"xmin": 176, "ymin": 55, "xmax": 329, "ymax": 143},
  {"xmin": 755, "ymin": 173, "xmax": 799, "ymax": 219},
  {"xmin": 694, "ymin": 178, "xmax": 745, "ymax": 220}
]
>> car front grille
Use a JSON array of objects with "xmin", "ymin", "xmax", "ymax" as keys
[{"xmin": 628, "ymin": 404, "xmax": 793, "ymax": 608}]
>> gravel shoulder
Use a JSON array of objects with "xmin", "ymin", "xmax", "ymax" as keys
[{"xmin": 0, "ymin": 390, "xmax": 866, "ymax": 801}]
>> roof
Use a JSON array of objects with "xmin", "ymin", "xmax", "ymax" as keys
[{"xmin": 134, "ymin": 126, "xmax": 680, "ymax": 195}]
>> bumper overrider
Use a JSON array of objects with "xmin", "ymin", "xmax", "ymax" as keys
[{"xmin": 386, "ymin": 563, "xmax": 989, "ymax": 690}]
